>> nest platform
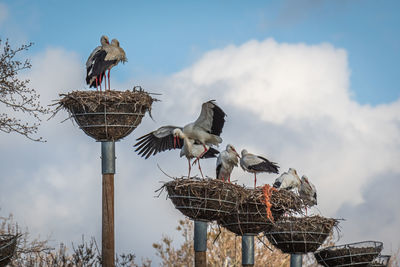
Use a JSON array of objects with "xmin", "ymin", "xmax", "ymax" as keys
[
  {"xmin": 219, "ymin": 187, "xmax": 303, "ymax": 236},
  {"xmin": 163, "ymin": 178, "xmax": 243, "ymax": 222},
  {"xmin": 369, "ymin": 255, "xmax": 391, "ymax": 267},
  {"xmin": 264, "ymin": 216, "xmax": 339, "ymax": 254},
  {"xmin": 314, "ymin": 241, "xmax": 383, "ymax": 267},
  {"xmin": 0, "ymin": 234, "xmax": 18, "ymax": 267},
  {"xmin": 54, "ymin": 89, "xmax": 154, "ymax": 141}
]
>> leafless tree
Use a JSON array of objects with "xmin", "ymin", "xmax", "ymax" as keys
[{"xmin": 0, "ymin": 38, "xmax": 49, "ymax": 141}]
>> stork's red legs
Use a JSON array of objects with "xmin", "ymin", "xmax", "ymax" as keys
[
  {"xmin": 187, "ymin": 159, "xmax": 192, "ymax": 178},
  {"xmin": 108, "ymin": 70, "xmax": 111, "ymax": 90},
  {"xmin": 192, "ymin": 145, "xmax": 208, "ymax": 166},
  {"xmin": 197, "ymin": 160, "xmax": 204, "ymax": 178},
  {"xmin": 99, "ymin": 74, "xmax": 103, "ymax": 91},
  {"xmin": 254, "ymin": 173, "xmax": 257, "ymax": 189}
]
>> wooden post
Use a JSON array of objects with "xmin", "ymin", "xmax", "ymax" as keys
[
  {"xmin": 102, "ymin": 141, "xmax": 116, "ymax": 267},
  {"xmin": 102, "ymin": 174, "xmax": 115, "ymax": 267}
]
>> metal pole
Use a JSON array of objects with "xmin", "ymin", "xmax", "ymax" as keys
[
  {"xmin": 290, "ymin": 254, "xmax": 302, "ymax": 267},
  {"xmin": 194, "ymin": 220, "xmax": 207, "ymax": 267},
  {"xmin": 242, "ymin": 234, "xmax": 254, "ymax": 267},
  {"xmin": 101, "ymin": 141, "xmax": 115, "ymax": 267}
]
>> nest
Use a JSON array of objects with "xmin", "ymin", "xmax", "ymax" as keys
[
  {"xmin": 264, "ymin": 216, "xmax": 339, "ymax": 254},
  {"xmin": 162, "ymin": 177, "xmax": 244, "ymax": 222},
  {"xmin": 219, "ymin": 188, "xmax": 304, "ymax": 236},
  {"xmin": 0, "ymin": 234, "xmax": 19, "ymax": 267},
  {"xmin": 53, "ymin": 89, "xmax": 155, "ymax": 141},
  {"xmin": 314, "ymin": 241, "xmax": 383, "ymax": 267},
  {"xmin": 370, "ymin": 255, "xmax": 391, "ymax": 267}
]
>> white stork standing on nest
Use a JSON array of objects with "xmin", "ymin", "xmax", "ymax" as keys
[
  {"xmin": 86, "ymin": 37, "xmax": 127, "ymax": 91},
  {"xmin": 240, "ymin": 149, "xmax": 279, "ymax": 188},
  {"xmin": 273, "ymin": 168, "xmax": 301, "ymax": 191},
  {"xmin": 134, "ymin": 100, "xmax": 226, "ymax": 178},
  {"xmin": 216, "ymin": 144, "xmax": 240, "ymax": 182},
  {"xmin": 85, "ymin": 35, "xmax": 109, "ymax": 91},
  {"xmin": 299, "ymin": 175, "xmax": 317, "ymax": 213}
]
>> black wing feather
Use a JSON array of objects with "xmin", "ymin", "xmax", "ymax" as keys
[
  {"xmin": 202, "ymin": 147, "xmax": 219, "ymax": 159},
  {"xmin": 216, "ymin": 163, "xmax": 222, "ymax": 179},
  {"xmin": 133, "ymin": 127, "xmax": 183, "ymax": 159},
  {"xmin": 209, "ymin": 101, "xmax": 226, "ymax": 136},
  {"xmin": 273, "ymin": 181, "xmax": 281, "ymax": 188},
  {"xmin": 86, "ymin": 49, "xmax": 117, "ymax": 88},
  {"xmin": 248, "ymin": 157, "xmax": 279, "ymax": 174}
]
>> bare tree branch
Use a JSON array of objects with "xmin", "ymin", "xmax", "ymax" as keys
[{"xmin": 0, "ymin": 38, "xmax": 50, "ymax": 142}]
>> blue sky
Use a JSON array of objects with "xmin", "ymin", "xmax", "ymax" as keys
[
  {"xmin": 2, "ymin": 0, "xmax": 400, "ymax": 104},
  {"xmin": 1, "ymin": 0, "xmax": 400, "ymax": 264}
]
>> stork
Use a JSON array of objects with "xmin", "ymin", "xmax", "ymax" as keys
[
  {"xmin": 133, "ymin": 100, "xmax": 226, "ymax": 177},
  {"xmin": 86, "ymin": 37, "xmax": 127, "ymax": 91},
  {"xmin": 299, "ymin": 175, "xmax": 317, "ymax": 213},
  {"xmin": 273, "ymin": 168, "xmax": 301, "ymax": 191},
  {"xmin": 85, "ymin": 35, "xmax": 109, "ymax": 91},
  {"xmin": 240, "ymin": 149, "xmax": 279, "ymax": 188},
  {"xmin": 216, "ymin": 144, "xmax": 240, "ymax": 182}
]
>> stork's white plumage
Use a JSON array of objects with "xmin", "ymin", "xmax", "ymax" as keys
[
  {"xmin": 133, "ymin": 100, "xmax": 226, "ymax": 177},
  {"xmin": 86, "ymin": 37, "xmax": 127, "ymax": 91},
  {"xmin": 175, "ymin": 128, "xmax": 219, "ymax": 178},
  {"xmin": 240, "ymin": 149, "xmax": 279, "ymax": 188},
  {"xmin": 216, "ymin": 144, "xmax": 240, "ymax": 182},
  {"xmin": 299, "ymin": 175, "xmax": 317, "ymax": 208},
  {"xmin": 273, "ymin": 168, "xmax": 301, "ymax": 191}
]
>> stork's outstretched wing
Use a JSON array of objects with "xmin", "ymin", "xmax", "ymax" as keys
[
  {"xmin": 194, "ymin": 100, "xmax": 226, "ymax": 136},
  {"xmin": 134, "ymin": 125, "xmax": 183, "ymax": 159}
]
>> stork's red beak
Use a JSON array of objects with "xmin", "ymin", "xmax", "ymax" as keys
[{"xmin": 233, "ymin": 149, "xmax": 240, "ymax": 158}]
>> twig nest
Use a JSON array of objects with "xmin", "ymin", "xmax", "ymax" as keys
[
  {"xmin": 264, "ymin": 216, "xmax": 339, "ymax": 254},
  {"xmin": 0, "ymin": 234, "xmax": 19, "ymax": 267},
  {"xmin": 219, "ymin": 187, "xmax": 304, "ymax": 236},
  {"xmin": 314, "ymin": 241, "xmax": 383, "ymax": 267},
  {"xmin": 54, "ymin": 90, "xmax": 155, "ymax": 141},
  {"xmin": 163, "ymin": 177, "xmax": 243, "ymax": 222}
]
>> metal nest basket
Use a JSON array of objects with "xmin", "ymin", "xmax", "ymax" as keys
[
  {"xmin": 161, "ymin": 177, "xmax": 243, "ymax": 222},
  {"xmin": 0, "ymin": 234, "xmax": 19, "ymax": 267},
  {"xmin": 54, "ymin": 88, "xmax": 155, "ymax": 141},
  {"xmin": 314, "ymin": 241, "xmax": 383, "ymax": 267},
  {"xmin": 218, "ymin": 187, "xmax": 304, "ymax": 236},
  {"xmin": 369, "ymin": 255, "xmax": 391, "ymax": 267},
  {"xmin": 264, "ymin": 215, "xmax": 339, "ymax": 254}
]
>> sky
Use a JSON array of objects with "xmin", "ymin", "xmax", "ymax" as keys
[{"xmin": 0, "ymin": 0, "xmax": 400, "ymax": 264}]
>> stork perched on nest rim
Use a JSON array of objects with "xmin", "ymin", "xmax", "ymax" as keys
[
  {"xmin": 240, "ymin": 149, "xmax": 279, "ymax": 188},
  {"xmin": 86, "ymin": 36, "xmax": 127, "ymax": 91},
  {"xmin": 273, "ymin": 168, "xmax": 301, "ymax": 191},
  {"xmin": 299, "ymin": 175, "xmax": 317, "ymax": 211},
  {"xmin": 133, "ymin": 100, "xmax": 226, "ymax": 178},
  {"xmin": 216, "ymin": 144, "xmax": 240, "ymax": 182}
]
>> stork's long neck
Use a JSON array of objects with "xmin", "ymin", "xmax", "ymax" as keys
[{"xmin": 177, "ymin": 130, "xmax": 192, "ymax": 150}]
